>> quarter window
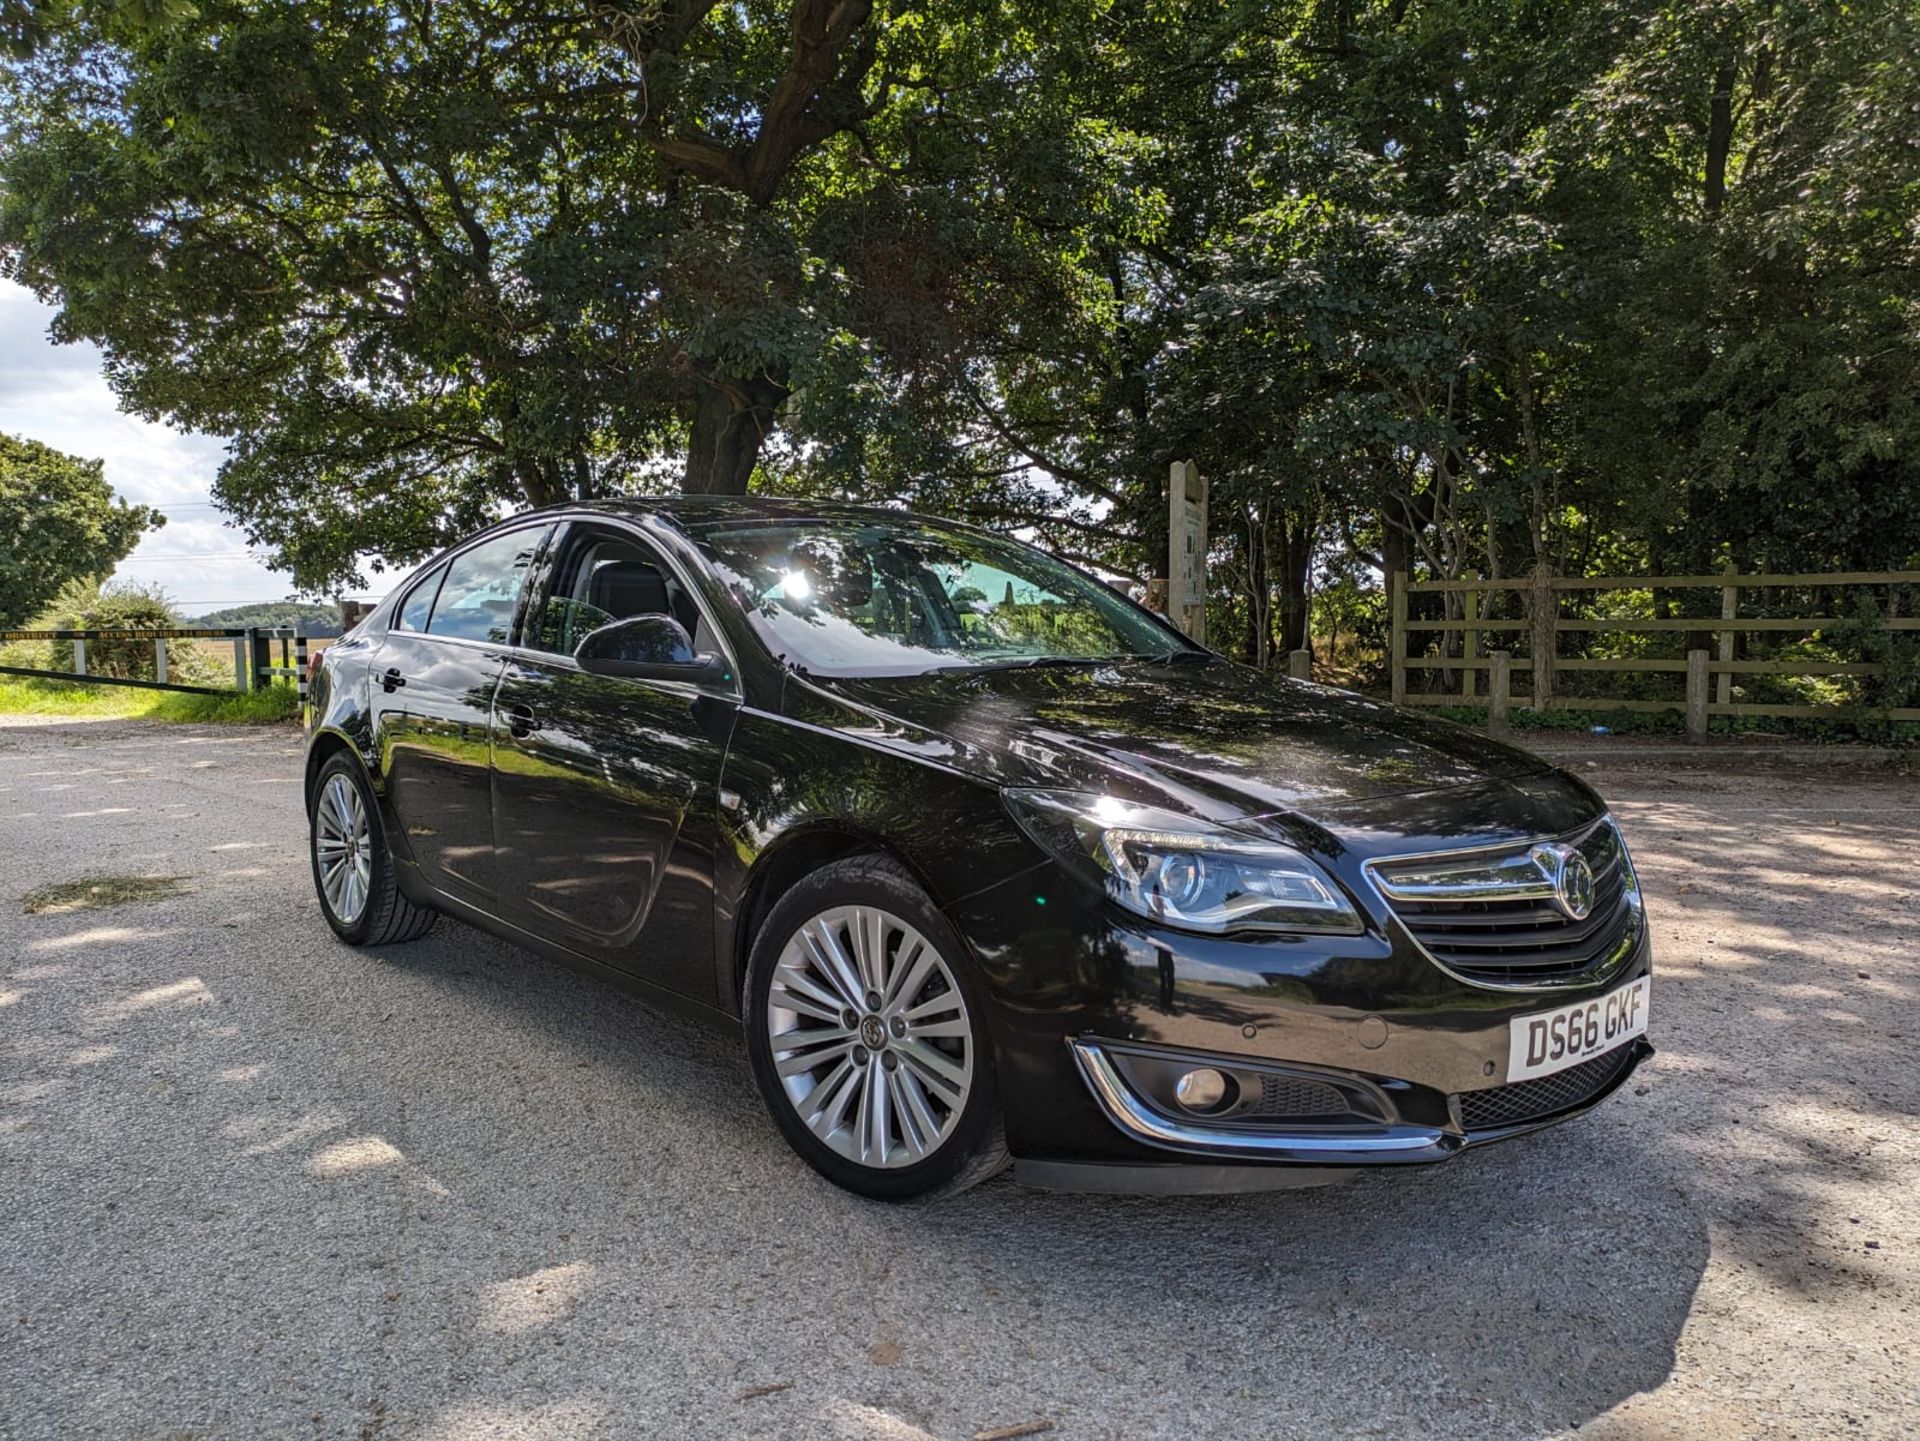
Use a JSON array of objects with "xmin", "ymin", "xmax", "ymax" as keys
[
  {"xmin": 394, "ymin": 565, "xmax": 445, "ymax": 633},
  {"xmin": 423, "ymin": 528, "xmax": 548, "ymax": 644}
]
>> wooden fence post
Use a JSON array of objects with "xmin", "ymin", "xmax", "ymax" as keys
[
  {"xmin": 1288, "ymin": 647, "xmax": 1312, "ymax": 681},
  {"xmin": 153, "ymin": 637, "xmax": 168, "ymax": 685},
  {"xmin": 1529, "ymin": 560, "xmax": 1556, "ymax": 711},
  {"xmin": 73, "ymin": 636, "xmax": 87, "ymax": 678},
  {"xmin": 1686, "ymin": 648, "xmax": 1710, "ymax": 742},
  {"xmin": 1489, "ymin": 650, "xmax": 1512, "ymax": 737},
  {"xmin": 1717, "ymin": 561, "xmax": 1738, "ymax": 707},
  {"xmin": 1462, "ymin": 573, "xmax": 1480, "ymax": 700},
  {"xmin": 1389, "ymin": 571, "xmax": 1408, "ymax": 706}
]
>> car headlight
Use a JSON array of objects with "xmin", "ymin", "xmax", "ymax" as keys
[{"xmin": 1003, "ymin": 788, "xmax": 1363, "ymax": 936}]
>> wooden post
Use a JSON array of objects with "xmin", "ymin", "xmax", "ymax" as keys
[
  {"xmin": 153, "ymin": 637, "xmax": 168, "ymax": 685},
  {"xmin": 1288, "ymin": 647, "xmax": 1312, "ymax": 681},
  {"xmin": 73, "ymin": 636, "xmax": 87, "ymax": 677},
  {"xmin": 1389, "ymin": 571, "xmax": 1408, "ymax": 706},
  {"xmin": 1489, "ymin": 650, "xmax": 1512, "ymax": 737},
  {"xmin": 1462, "ymin": 573, "xmax": 1480, "ymax": 700},
  {"xmin": 248, "ymin": 628, "xmax": 275, "ymax": 693},
  {"xmin": 1686, "ymin": 648, "xmax": 1710, "ymax": 742},
  {"xmin": 1167, "ymin": 460, "xmax": 1208, "ymax": 644},
  {"xmin": 233, "ymin": 633, "xmax": 250, "ymax": 691},
  {"xmin": 1529, "ymin": 560, "xmax": 1556, "ymax": 711},
  {"xmin": 1717, "ymin": 562, "xmax": 1737, "ymax": 707}
]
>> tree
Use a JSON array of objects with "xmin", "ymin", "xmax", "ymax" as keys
[
  {"xmin": 0, "ymin": 431, "xmax": 160, "ymax": 626},
  {"xmin": 0, "ymin": 0, "xmax": 1087, "ymax": 589},
  {"xmin": 192, "ymin": 600, "xmax": 345, "ymax": 631}
]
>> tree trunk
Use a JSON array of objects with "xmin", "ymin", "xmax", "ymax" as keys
[
  {"xmin": 1274, "ymin": 517, "xmax": 1313, "ymax": 655},
  {"xmin": 1704, "ymin": 63, "xmax": 1737, "ymax": 215},
  {"xmin": 517, "ymin": 463, "xmax": 568, "ymax": 510},
  {"xmin": 682, "ymin": 368, "xmax": 789, "ymax": 495},
  {"xmin": 1242, "ymin": 506, "xmax": 1271, "ymax": 669},
  {"xmin": 1382, "ymin": 522, "xmax": 1411, "ymax": 631}
]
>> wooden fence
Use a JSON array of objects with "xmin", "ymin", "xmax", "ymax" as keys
[
  {"xmin": 0, "ymin": 626, "xmax": 310, "ymax": 702},
  {"xmin": 1388, "ymin": 567, "xmax": 1920, "ymax": 738}
]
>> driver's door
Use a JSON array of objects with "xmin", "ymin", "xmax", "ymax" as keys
[{"xmin": 489, "ymin": 521, "xmax": 738, "ymax": 1002}]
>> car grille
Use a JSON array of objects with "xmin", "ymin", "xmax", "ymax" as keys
[
  {"xmin": 1457, "ymin": 1044, "xmax": 1638, "ymax": 1130},
  {"xmin": 1370, "ymin": 820, "xmax": 1640, "ymax": 988}
]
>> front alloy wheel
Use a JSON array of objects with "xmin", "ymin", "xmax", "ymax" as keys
[
  {"xmin": 768, "ymin": 904, "xmax": 974, "ymax": 1169},
  {"xmin": 745, "ymin": 856, "xmax": 1006, "ymax": 1199},
  {"xmin": 314, "ymin": 772, "xmax": 373, "ymax": 926}
]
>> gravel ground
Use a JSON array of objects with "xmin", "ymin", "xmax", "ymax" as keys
[{"xmin": 1, "ymin": 718, "xmax": 1914, "ymax": 1441}]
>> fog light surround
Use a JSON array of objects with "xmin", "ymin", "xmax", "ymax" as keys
[{"xmin": 1174, "ymin": 1067, "xmax": 1233, "ymax": 1113}]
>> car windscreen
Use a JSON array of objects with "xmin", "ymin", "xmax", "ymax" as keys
[{"xmin": 685, "ymin": 519, "xmax": 1194, "ymax": 676}]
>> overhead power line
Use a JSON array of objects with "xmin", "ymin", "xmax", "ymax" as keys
[{"xmin": 116, "ymin": 551, "xmax": 263, "ymax": 562}]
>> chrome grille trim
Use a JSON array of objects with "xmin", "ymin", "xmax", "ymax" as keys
[{"xmin": 1365, "ymin": 816, "xmax": 1644, "ymax": 992}]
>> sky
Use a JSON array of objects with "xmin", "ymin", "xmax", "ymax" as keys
[{"xmin": 0, "ymin": 279, "xmax": 387, "ymax": 616}]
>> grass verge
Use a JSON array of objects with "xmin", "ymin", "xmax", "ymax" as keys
[{"xmin": 0, "ymin": 677, "xmax": 299, "ymax": 724}]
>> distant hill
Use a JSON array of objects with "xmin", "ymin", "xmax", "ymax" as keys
[{"xmin": 190, "ymin": 601, "xmax": 344, "ymax": 635}]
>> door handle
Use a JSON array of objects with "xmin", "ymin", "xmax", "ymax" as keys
[
  {"xmin": 504, "ymin": 702, "xmax": 538, "ymax": 738},
  {"xmin": 381, "ymin": 667, "xmax": 407, "ymax": 693}
]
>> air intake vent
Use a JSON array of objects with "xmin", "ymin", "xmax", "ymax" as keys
[{"xmin": 1458, "ymin": 1044, "xmax": 1638, "ymax": 1129}]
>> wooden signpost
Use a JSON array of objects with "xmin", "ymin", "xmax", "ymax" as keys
[{"xmin": 1167, "ymin": 460, "xmax": 1207, "ymax": 645}]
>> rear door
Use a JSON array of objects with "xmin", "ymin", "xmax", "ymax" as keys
[
  {"xmin": 374, "ymin": 524, "xmax": 550, "ymax": 910},
  {"xmin": 489, "ymin": 520, "xmax": 738, "ymax": 1001}
]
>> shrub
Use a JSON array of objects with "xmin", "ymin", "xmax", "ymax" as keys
[{"xmin": 26, "ymin": 579, "xmax": 226, "ymax": 685}]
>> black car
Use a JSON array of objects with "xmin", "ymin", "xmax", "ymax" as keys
[{"xmin": 304, "ymin": 498, "xmax": 1651, "ymax": 1199}]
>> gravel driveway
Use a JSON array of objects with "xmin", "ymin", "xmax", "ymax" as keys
[{"xmin": 2, "ymin": 718, "xmax": 1914, "ymax": 1441}]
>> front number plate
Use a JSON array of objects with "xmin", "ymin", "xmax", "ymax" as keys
[{"xmin": 1507, "ymin": 976, "xmax": 1650, "ymax": 1083}]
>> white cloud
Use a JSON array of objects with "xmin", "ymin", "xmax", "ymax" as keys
[{"xmin": 0, "ymin": 281, "xmax": 314, "ymax": 612}]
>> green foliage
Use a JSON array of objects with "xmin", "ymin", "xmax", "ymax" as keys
[
  {"xmin": 191, "ymin": 600, "xmax": 341, "ymax": 631},
  {"xmin": 1846, "ymin": 594, "xmax": 1920, "ymax": 715},
  {"xmin": 12, "ymin": 578, "xmax": 225, "ymax": 686},
  {"xmin": 0, "ymin": 0, "xmax": 1097, "ymax": 590},
  {"xmin": 2, "ymin": 0, "xmax": 1917, "ymax": 686},
  {"xmin": 0, "ymin": 431, "xmax": 159, "ymax": 626}
]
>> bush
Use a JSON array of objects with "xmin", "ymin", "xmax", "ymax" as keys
[{"xmin": 24, "ymin": 579, "xmax": 226, "ymax": 686}]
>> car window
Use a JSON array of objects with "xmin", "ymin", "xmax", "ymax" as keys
[
  {"xmin": 423, "ymin": 528, "xmax": 548, "ymax": 644},
  {"xmin": 528, "ymin": 526, "xmax": 699, "ymax": 656},
  {"xmin": 393, "ymin": 564, "xmax": 445, "ymax": 633},
  {"xmin": 685, "ymin": 519, "xmax": 1191, "ymax": 676}
]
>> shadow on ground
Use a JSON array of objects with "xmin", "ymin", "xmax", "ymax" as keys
[{"xmin": 5, "ymin": 731, "xmax": 1913, "ymax": 1440}]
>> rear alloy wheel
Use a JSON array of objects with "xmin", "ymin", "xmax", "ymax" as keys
[
  {"xmin": 745, "ymin": 857, "xmax": 1006, "ymax": 1199},
  {"xmin": 308, "ymin": 752, "xmax": 437, "ymax": 946}
]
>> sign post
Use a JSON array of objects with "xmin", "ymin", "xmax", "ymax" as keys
[{"xmin": 1167, "ymin": 460, "xmax": 1208, "ymax": 644}]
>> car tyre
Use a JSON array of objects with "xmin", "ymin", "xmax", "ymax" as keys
[
  {"xmin": 309, "ymin": 752, "xmax": 437, "ymax": 946},
  {"xmin": 745, "ymin": 855, "xmax": 1008, "ymax": 1200}
]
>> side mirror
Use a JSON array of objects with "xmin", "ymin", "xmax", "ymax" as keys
[{"xmin": 574, "ymin": 615, "xmax": 731, "ymax": 687}]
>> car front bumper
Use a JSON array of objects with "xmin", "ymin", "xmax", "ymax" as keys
[
  {"xmin": 949, "ymin": 854, "xmax": 1655, "ymax": 1195},
  {"xmin": 1015, "ymin": 1031, "xmax": 1652, "ymax": 1193}
]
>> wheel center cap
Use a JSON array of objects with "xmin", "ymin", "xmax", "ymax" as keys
[{"xmin": 859, "ymin": 1014, "xmax": 887, "ymax": 1051}]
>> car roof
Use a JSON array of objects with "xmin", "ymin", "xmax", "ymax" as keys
[{"xmin": 550, "ymin": 495, "xmax": 985, "ymax": 536}]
